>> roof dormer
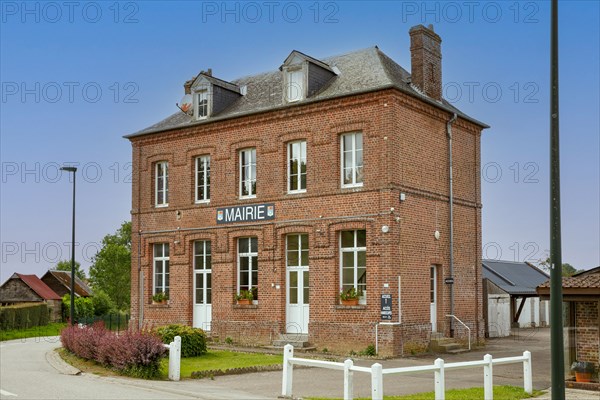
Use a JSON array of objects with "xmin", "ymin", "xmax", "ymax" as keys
[
  {"xmin": 280, "ymin": 51, "xmax": 337, "ymax": 103},
  {"xmin": 188, "ymin": 70, "xmax": 241, "ymax": 120}
]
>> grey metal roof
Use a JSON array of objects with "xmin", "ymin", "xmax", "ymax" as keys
[
  {"xmin": 126, "ymin": 47, "xmax": 489, "ymax": 138},
  {"xmin": 482, "ymin": 260, "xmax": 550, "ymax": 296}
]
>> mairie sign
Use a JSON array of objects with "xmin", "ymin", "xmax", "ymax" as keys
[{"xmin": 216, "ymin": 203, "xmax": 275, "ymax": 224}]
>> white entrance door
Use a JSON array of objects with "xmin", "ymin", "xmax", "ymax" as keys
[
  {"xmin": 193, "ymin": 240, "xmax": 212, "ymax": 331},
  {"xmin": 430, "ymin": 265, "xmax": 437, "ymax": 332},
  {"xmin": 286, "ymin": 234, "xmax": 309, "ymax": 334}
]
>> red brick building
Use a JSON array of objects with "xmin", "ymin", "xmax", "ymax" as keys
[{"xmin": 126, "ymin": 25, "xmax": 488, "ymax": 355}]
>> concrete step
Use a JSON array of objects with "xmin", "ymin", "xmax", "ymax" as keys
[
  {"xmin": 272, "ymin": 339, "xmax": 310, "ymax": 348},
  {"xmin": 272, "ymin": 333, "xmax": 310, "ymax": 349},
  {"xmin": 429, "ymin": 337, "xmax": 469, "ymax": 354},
  {"xmin": 447, "ymin": 348, "xmax": 471, "ymax": 354}
]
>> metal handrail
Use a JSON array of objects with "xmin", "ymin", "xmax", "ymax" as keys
[{"xmin": 446, "ymin": 314, "xmax": 471, "ymax": 350}]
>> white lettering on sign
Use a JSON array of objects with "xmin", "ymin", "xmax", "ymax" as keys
[{"xmin": 216, "ymin": 204, "xmax": 275, "ymax": 224}]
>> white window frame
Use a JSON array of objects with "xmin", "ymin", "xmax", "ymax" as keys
[
  {"xmin": 239, "ymin": 148, "xmax": 257, "ymax": 199},
  {"xmin": 155, "ymin": 161, "xmax": 168, "ymax": 207},
  {"xmin": 195, "ymin": 90, "xmax": 209, "ymax": 120},
  {"xmin": 195, "ymin": 155, "xmax": 211, "ymax": 203},
  {"xmin": 153, "ymin": 243, "xmax": 170, "ymax": 296},
  {"xmin": 286, "ymin": 68, "xmax": 304, "ymax": 102},
  {"xmin": 237, "ymin": 237, "xmax": 258, "ymax": 301},
  {"xmin": 339, "ymin": 230, "xmax": 367, "ymax": 304},
  {"xmin": 287, "ymin": 140, "xmax": 307, "ymax": 194},
  {"xmin": 340, "ymin": 132, "xmax": 364, "ymax": 188}
]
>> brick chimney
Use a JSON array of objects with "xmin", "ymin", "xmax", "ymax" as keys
[
  {"xmin": 184, "ymin": 78, "xmax": 194, "ymax": 95},
  {"xmin": 409, "ymin": 24, "xmax": 442, "ymax": 100}
]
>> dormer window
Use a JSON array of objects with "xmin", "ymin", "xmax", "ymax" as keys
[
  {"xmin": 195, "ymin": 90, "xmax": 209, "ymax": 119},
  {"xmin": 286, "ymin": 68, "xmax": 304, "ymax": 102}
]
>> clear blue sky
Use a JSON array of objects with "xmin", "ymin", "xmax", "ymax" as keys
[{"xmin": 1, "ymin": 1, "xmax": 598, "ymax": 282}]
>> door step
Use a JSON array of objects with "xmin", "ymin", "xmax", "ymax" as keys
[
  {"xmin": 429, "ymin": 336, "xmax": 469, "ymax": 354},
  {"xmin": 271, "ymin": 333, "xmax": 310, "ymax": 349}
]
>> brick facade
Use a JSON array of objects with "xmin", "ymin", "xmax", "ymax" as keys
[
  {"xmin": 575, "ymin": 301, "xmax": 600, "ymax": 364},
  {"xmin": 128, "ymin": 28, "xmax": 486, "ymax": 355}
]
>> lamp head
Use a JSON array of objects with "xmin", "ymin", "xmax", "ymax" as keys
[{"xmin": 60, "ymin": 166, "xmax": 77, "ymax": 172}]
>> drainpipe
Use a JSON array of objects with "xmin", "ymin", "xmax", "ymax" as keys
[
  {"xmin": 137, "ymin": 144, "xmax": 144, "ymax": 330},
  {"xmin": 446, "ymin": 113, "xmax": 457, "ymax": 337}
]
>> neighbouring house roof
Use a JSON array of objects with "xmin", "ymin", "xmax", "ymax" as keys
[
  {"xmin": 126, "ymin": 46, "xmax": 488, "ymax": 138},
  {"xmin": 537, "ymin": 267, "xmax": 600, "ymax": 296},
  {"xmin": 42, "ymin": 270, "xmax": 94, "ymax": 297},
  {"xmin": 13, "ymin": 273, "xmax": 61, "ymax": 301},
  {"xmin": 482, "ymin": 259, "xmax": 550, "ymax": 296}
]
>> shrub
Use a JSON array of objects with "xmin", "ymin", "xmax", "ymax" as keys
[
  {"xmin": 154, "ymin": 324, "xmax": 207, "ymax": 357},
  {"xmin": 91, "ymin": 290, "xmax": 116, "ymax": 316},
  {"xmin": 62, "ymin": 294, "xmax": 94, "ymax": 321},
  {"xmin": 61, "ymin": 324, "xmax": 166, "ymax": 378},
  {"xmin": 0, "ymin": 304, "xmax": 49, "ymax": 330},
  {"xmin": 361, "ymin": 344, "xmax": 377, "ymax": 356}
]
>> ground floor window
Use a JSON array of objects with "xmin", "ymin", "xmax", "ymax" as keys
[
  {"xmin": 238, "ymin": 237, "xmax": 258, "ymax": 299},
  {"xmin": 340, "ymin": 230, "xmax": 366, "ymax": 303},
  {"xmin": 153, "ymin": 243, "xmax": 169, "ymax": 296}
]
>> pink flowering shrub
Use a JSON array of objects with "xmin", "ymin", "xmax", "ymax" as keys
[{"xmin": 61, "ymin": 323, "xmax": 167, "ymax": 378}]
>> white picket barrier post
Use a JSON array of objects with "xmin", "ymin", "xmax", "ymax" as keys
[
  {"xmin": 483, "ymin": 354, "xmax": 493, "ymax": 400},
  {"xmin": 523, "ymin": 351, "xmax": 532, "ymax": 394},
  {"xmin": 168, "ymin": 335, "xmax": 181, "ymax": 381},
  {"xmin": 434, "ymin": 358, "xmax": 445, "ymax": 400},
  {"xmin": 281, "ymin": 344, "xmax": 294, "ymax": 397},
  {"xmin": 371, "ymin": 363, "xmax": 383, "ymax": 400},
  {"xmin": 343, "ymin": 359, "xmax": 354, "ymax": 400}
]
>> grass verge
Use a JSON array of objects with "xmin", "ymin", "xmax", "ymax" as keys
[
  {"xmin": 308, "ymin": 385, "xmax": 543, "ymax": 400},
  {"xmin": 0, "ymin": 323, "xmax": 66, "ymax": 341},
  {"xmin": 57, "ymin": 348, "xmax": 120, "ymax": 377},
  {"xmin": 161, "ymin": 350, "xmax": 283, "ymax": 379}
]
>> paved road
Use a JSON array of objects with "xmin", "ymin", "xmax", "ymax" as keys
[{"xmin": 0, "ymin": 337, "xmax": 269, "ymax": 399}]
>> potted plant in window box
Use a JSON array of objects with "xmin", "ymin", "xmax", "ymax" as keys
[
  {"xmin": 571, "ymin": 361, "xmax": 597, "ymax": 383},
  {"xmin": 152, "ymin": 292, "xmax": 168, "ymax": 305},
  {"xmin": 340, "ymin": 287, "xmax": 360, "ymax": 306},
  {"xmin": 235, "ymin": 289, "xmax": 254, "ymax": 305}
]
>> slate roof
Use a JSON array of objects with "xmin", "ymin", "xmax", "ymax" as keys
[
  {"xmin": 42, "ymin": 270, "xmax": 94, "ymax": 297},
  {"xmin": 482, "ymin": 259, "xmax": 550, "ymax": 296},
  {"xmin": 13, "ymin": 273, "xmax": 61, "ymax": 301},
  {"xmin": 126, "ymin": 47, "xmax": 488, "ymax": 138}
]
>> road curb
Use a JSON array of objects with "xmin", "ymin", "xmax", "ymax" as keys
[{"xmin": 46, "ymin": 349, "xmax": 81, "ymax": 376}]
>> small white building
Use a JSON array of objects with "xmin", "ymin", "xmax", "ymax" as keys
[{"xmin": 482, "ymin": 260, "xmax": 550, "ymax": 338}]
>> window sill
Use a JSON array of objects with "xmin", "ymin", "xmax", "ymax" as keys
[
  {"xmin": 148, "ymin": 303, "xmax": 170, "ymax": 308},
  {"xmin": 233, "ymin": 304, "xmax": 259, "ymax": 309},
  {"xmin": 335, "ymin": 305, "xmax": 367, "ymax": 310},
  {"xmin": 287, "ymin": 190, "xmax": 307, "ymax": 195},
  {"xmin": 239, "ymin": 196, "xmax": 257, "ymax": 200},
  {"xmin": 341, "ymin": 184, "xmax": 363, "ymax": 190},
  {"xmin": 155, "ymin": 204, "xmax": 169, "ymax": 208},
  {"xmin": 195, "ymin": 200, "xmax": 211, "ymax": 205}
]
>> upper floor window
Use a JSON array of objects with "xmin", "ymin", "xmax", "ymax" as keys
[
  {"xmin": 340, "ymin": 230, "xmax": 366, "ymax": 304},
  {"xmin": 341, "ymin": 132, "xmax": 363, "ymax": 188},
  {"xmin": 240, "ymin": 148, "xmax": 256, "ymax": 198},
  {"xmin": 153, "ymin": 243, "xmax": 170, "ymax": 297},
  {"xmin": 288, "ymin": 141, "xmax": 306, "ymax": 193},
  {"xmin": 155, "ymin": 161, "xmax": 168, "ymax": 207},
  {"xmin": 286, "ymin": 69, "xmax": 304, "ymax": 102},
  {"xmin": 196, "ymin": 90, "xmax": 208, "ymax": 119},
  {"xmin": 195, "ymin": 156, "xmax": 210, "ymax": 203}
]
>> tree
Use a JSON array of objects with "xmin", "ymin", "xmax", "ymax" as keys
[
  {"xmin": 537, "ymin": 255, "xmax": 583, "ymax": 277},
  {"xmin": 54, "ymin": 259, "xmax": 86, "ymax": 280},
  {"xmin": 89, "ymin": 221, "xmax": 131, "ymax": 311}
]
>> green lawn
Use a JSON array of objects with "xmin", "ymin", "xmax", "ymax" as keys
[
  {"xmin": 0, "ymin": 323, "xmax": 66, "ymax": 341},
  {"xmin": 161, "ymin": 350, "xmax": 283, "ymax": 378},
  {"xmin": 309, "ymin": 385, "xmax": 542, "ymax": 400}
]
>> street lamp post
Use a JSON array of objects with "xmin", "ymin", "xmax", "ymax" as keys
[{"xmin": 60, "ymin": 166, "xmax": 77, "ymax": 326}]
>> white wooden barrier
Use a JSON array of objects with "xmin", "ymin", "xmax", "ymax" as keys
[
  {"xmin": 281, "ymin": 344, "xmax": 532, "ymax": 400},
  {"xmin": 163, "ymin": 335, "xmax": 181, "ymax": 381}
]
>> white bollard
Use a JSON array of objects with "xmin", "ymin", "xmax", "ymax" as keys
[
  {"xmin": 523, "ymin": 351, "xmax": 533, "ymax": 394},
  {"xmin": 343, "ymin": 359, "xmax": 354, "ymax": 400},
  {"xmin": 483, "ymin": 354, "xmax": 493, "ymax": 400},
  {"xmin": 281, "ymin": 344, "xmax": 294, "ymax": 397},
  {"xmin": 371, "ymin": 363, "xmax": 383, "ymax": 400},
  {"xmin": 434, "ymin": 358, "xmax": 445, "ymax": 400},
  {"xmin": 168, "ymin": 335, "xmax": 181, "ymax": 381}
]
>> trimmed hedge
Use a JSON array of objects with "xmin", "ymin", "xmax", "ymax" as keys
[
  {"xmin": 61, "ymin": 323, "xmax": 167, "ymax": 379},
  {"xmin": 0, "ymin": 303, "xmax": 50, "ymax": 330},
  {"xmin": 155, "ymin": 324, "xmax": 207, "ymax": 358}
]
